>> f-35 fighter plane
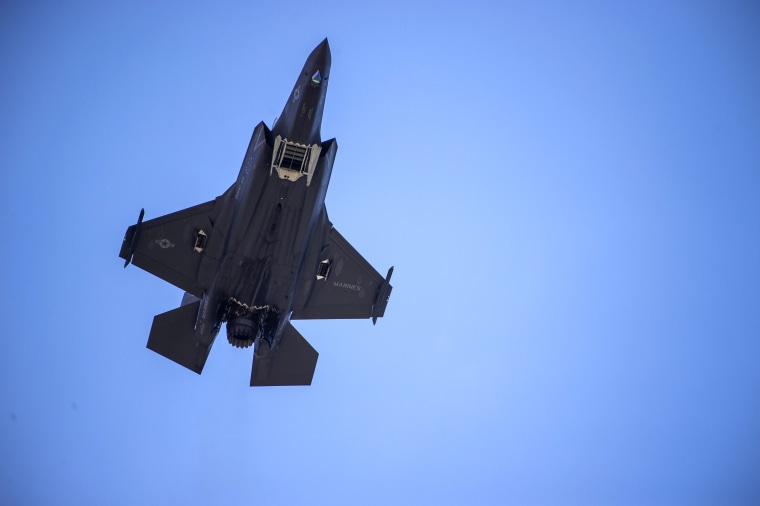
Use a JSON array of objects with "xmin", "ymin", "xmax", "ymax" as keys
[{"xmin": 119, "ymin": 39, "xmax": 392, "ymax": 386}]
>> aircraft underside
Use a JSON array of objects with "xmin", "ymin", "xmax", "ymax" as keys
[{"xmin": 119, "ymin": 39, "xmax": 392, "ymax": 386}]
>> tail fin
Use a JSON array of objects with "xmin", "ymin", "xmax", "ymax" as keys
[
  {"xmin": 250, "ymin": 322, "xmax": 318, "ymax": 386},
  {"xmin": 146, "ymin": 301, "xmax": 214, "ymax": 374}
]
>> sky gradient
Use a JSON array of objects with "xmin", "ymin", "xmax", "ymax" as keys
[{"xmin": 2, "ymin": 1, "xmax": 760, "ymax": 505}]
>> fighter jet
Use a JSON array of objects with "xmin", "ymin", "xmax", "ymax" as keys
[{"xmin": 119, "ymin": 39, "xmax": 393, "ymax": 386}]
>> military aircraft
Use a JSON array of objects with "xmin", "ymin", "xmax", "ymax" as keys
[{"xmin": 119, "ymin": 39, "xmax": 393, "ymax": 386}]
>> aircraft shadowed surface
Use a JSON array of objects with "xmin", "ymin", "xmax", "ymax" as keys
[{"xmin": 120, "ymin": 39, "xmax": 393, "ymax": 386}]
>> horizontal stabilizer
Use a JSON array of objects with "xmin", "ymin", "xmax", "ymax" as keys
[
  {"xmin": 250, "ymin": 323, "xmax": 318, "ymax": 386},
  {"xmin": 181, "ymin": 291, "xmax": 200, "ymax": 307},
  {"xmin": 147, "ymin": 301, "xmax": 213, "ymax": 374}
]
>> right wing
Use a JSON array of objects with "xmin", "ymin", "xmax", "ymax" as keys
[{"xmin": 119, "ymin": 201, "xmax": 218, "ymax": 297}]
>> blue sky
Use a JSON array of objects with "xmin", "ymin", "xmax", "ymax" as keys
[{"xmin": 2, "ymin": 1, "xmax": 759, "ymax": 504}]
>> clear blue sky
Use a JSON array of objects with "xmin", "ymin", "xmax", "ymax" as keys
[{"xmin": 2, "ymin": 1, "xmax": 759, "ymax": 505}]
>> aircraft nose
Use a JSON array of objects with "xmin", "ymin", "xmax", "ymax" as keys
[
  {"xmin": 309, "ymin": 38, "xmax": 331, "ymax": 74},
  {"xmin": 314, "ymin": 38, "xmax": 330, "ymax": 57}
]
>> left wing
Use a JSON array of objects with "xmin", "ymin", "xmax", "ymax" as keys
[
  {"xmin": 119, "ymin": 201, "xmax": 218, "ymax": 297},
  {"xmin": 292, "ymin": 224, "xmax": 392, "ymax": 322}
]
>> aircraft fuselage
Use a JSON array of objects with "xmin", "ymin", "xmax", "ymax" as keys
[{"xmin": 120, "ymin": 39, "xmax": 391, "ymax": 386}]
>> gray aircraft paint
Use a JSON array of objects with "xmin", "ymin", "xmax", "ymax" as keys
[{"xmin": 119, "ymin": 39, "xmax": 393, "ymax": 387}]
